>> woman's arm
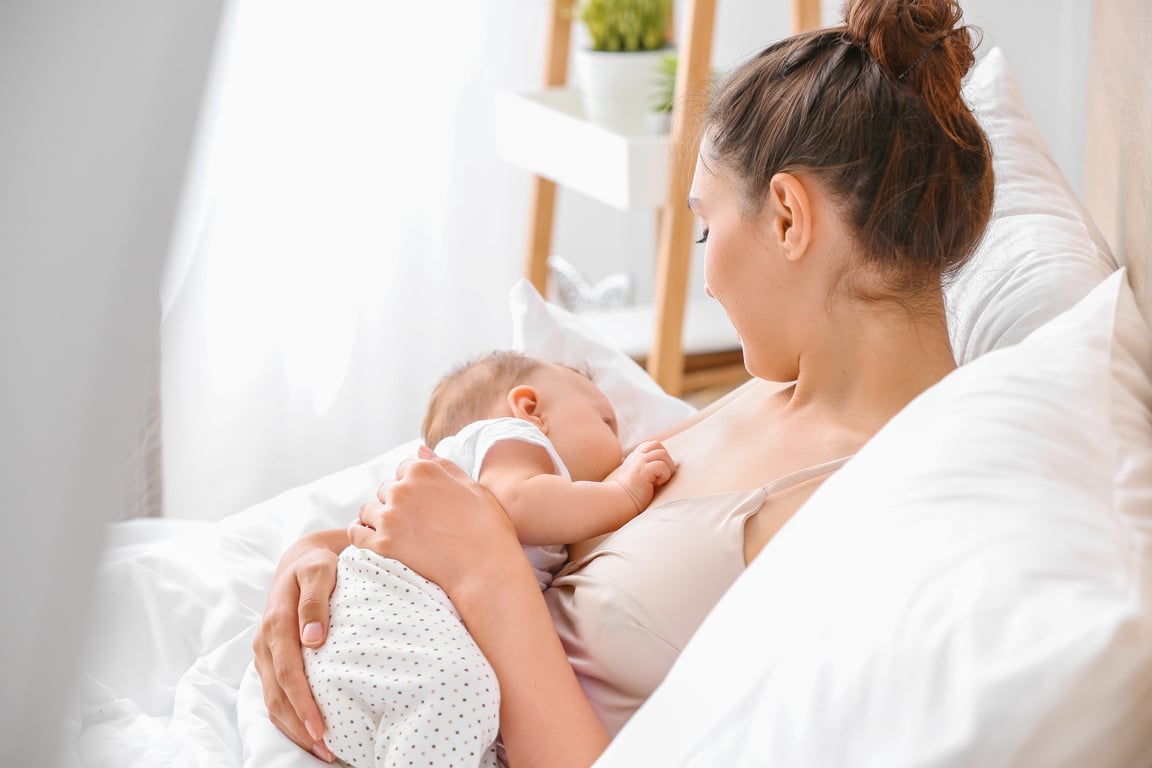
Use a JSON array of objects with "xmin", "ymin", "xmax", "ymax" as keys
[
  {"xmin": 350, "ymin": 448, "xmax": 610, "ymax": 767},
  {"xmin": 253, "ymin": 527, "xmax": 347, "ymax": 763},
  {"xmin": 454, "ymin": 556, "xmax": 611, "ymax": 766}
]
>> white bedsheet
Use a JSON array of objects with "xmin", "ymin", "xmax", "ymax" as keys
[{"xmin": 65, "ymin": 441, "xmax": 421, "ymax": 768}]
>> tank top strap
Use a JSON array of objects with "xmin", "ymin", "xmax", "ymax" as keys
[{"xmin": 761, "ymin": 455, "xmax": 854, "ymax": 497}]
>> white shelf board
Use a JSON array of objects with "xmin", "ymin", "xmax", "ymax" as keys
[
  {"xmin": 573, "ymin": 297, "xmax": 740, "ymax": 359},
  {"xmin": 495, "ymin": 87, "xmax": 671, "ymax": 211}
]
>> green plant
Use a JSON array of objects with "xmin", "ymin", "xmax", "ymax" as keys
[
  {"xmin": 649, "ymin": 53, "xmax": 720, "ymax": 114},
  {"xmin": 577, "ymin": 0, "xmax": 672, "ymax": 52},
  {"xmin": 651, "ymin": 51, "xmax": 677, "ymax": 113}
]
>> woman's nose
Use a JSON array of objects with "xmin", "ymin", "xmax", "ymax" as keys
[{"xmin": 704, "ymin": 283, "xmax": 714, "ymax": 298}]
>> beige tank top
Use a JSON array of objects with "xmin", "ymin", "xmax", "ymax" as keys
[{"xmin": 544, "ymin": 455, "xmax": 853, "ymax": 736}]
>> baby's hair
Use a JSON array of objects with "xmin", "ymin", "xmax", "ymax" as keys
[{"xmin": 422, "ymin": 351, "xmax": 547, "ymax": 449}]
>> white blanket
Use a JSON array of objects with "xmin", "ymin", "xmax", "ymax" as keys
[{"xmin": 67, "ymin": 441, "xmax": 421, "ymax": 768}]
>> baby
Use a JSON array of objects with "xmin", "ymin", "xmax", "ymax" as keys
[{"xmin": 303, "ymin": 351, "xmax": 676, "ymax": 768}]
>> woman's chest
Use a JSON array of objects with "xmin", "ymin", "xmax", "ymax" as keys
[
  {"xmin": 548, "ymin": 492, "xmax": 761, "ymax": 731},
  {"xmin": 653, "ymin": 386, "xmax": 819, "ymax": 504},
  {"xmin": 558, "ymin": 492, "xmax": 757, "ymax": 636}
]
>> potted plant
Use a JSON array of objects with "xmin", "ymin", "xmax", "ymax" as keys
[
  {"xmin": 646, "ymin": 50, "xmax": 678, "ymax": 133},
  {"xmin": 573, "ymin": 0, "xmax": 673, "ymax": 132}
]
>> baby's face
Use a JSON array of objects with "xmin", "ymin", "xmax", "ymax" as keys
[{"xmin": 534, "ymin": 364, "xmax": 623, "ymax": 482}]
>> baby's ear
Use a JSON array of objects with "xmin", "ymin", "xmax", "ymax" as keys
[{"xmin": 507, "ymin": 385, "xmax": 544, "ymax": 428}]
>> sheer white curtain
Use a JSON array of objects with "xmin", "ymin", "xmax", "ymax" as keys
[{"xmin": 162, "ymin": 1, "xmax": 546, "ymax": 520}]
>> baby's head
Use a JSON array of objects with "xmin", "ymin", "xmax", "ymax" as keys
[
  {"xmin": 423, "ymin": 351, "xmax": 623, "ymax": 481},
  {"xmin": 423, "ymin": 351, "xmax": 543, "ymax": 448}
]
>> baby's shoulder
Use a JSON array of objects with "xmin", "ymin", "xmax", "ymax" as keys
[{"xmin": 436, "ymin": 417, "xmax": 563, "ymax": 479}]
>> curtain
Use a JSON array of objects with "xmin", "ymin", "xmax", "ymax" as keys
[{"xmin": 162, "ymin": 0, "xmax": 547, "ymax": 520}]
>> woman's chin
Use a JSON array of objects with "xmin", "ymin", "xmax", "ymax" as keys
[
  {"xmin": 738, "ymin": 345, "xmax": 760, "ymax": 380},
  {"xmin": 742, "ymin": 353, "xmax": 797, "ymax": 384},
  {"xmin": 733, "ymin": 326, "xmax": 791, "ymax": 381}
]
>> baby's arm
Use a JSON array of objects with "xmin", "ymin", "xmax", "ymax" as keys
[{"xmin": 478, "ymin": 440, "xmax": 675, "ymax": 546}]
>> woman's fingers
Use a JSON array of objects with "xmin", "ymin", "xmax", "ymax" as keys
[
  {"xmin": 357, "ymin": 450, "xmax": 517, "ymax": 597},
  {"xmin": 254, "ymin": 604, "xmax": 332, "ymax": 760},
  {"xmin": 297, "ymin": 560, "xmax": 335, "ymax": 649},
  {"xmin": 358, "ymin": 499, "xmax": 383, "ymax": 530},
  {"xmin": 286, "ymin": 554, "xmax": 337, "ymax": 742},
  {"xmin": 253, "ymin": 550, "xmax": 339, "ymax": 762},
  {"xmin": 373, "ymin": 447, "xmax": 468, "ymax": 504},
  {"xmin": 363, "ymin": 452, "xmax": 489, "ymax": 537},
  {"xmin": 394, "ymin": 450, "xmax": 477, "ymax": 484},
  {"xmin": 254, "ymin": 635, "xmax": 310, "ymax": 751},
  {"xmin": 347, "ymin": 518, "xmax": 380, "ymax": 551},
  {"xmin": 270, "ymin": 632, "xmax": 331, "ymax": 759},
  {"xmin": 261, "ymin": 655, "xmax": 334, "ymax": 763}
]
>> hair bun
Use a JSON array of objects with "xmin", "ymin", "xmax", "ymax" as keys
[{"xmin": 844, "ymin": 0, "xmax": 978, "ymax": 145}]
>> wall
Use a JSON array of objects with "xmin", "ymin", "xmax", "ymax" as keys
[{"xmin": 1083, "ymin": 0, "xmax": 1152, "ymax": 314}]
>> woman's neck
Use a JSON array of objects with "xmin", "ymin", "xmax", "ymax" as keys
[{"xmin": 784, "ymin": 289, "xmax": 956, "ymax": 434}]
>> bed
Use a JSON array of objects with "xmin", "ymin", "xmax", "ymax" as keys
[{"xmin": 67, "ymin": 9, "xmax": 1152, "ymax": 768}]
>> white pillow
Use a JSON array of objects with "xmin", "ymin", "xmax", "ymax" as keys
[
  {"xmin": 509, "ymin": 278, "xmax": 697, "ymax": 449},
  {"xmin": 945, "ymin": 48, "xmax": 1116, "ymax": 363},
  {"xmin": 597, "ymin": 270, "xmax": 1152, "ymax": 767}
]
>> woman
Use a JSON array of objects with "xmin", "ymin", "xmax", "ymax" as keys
[{"xmin": 255, "ymin": 0, "xmax": 994, "ymax": 763}]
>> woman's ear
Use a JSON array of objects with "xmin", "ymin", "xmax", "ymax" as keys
[
  {"xmin": 507, "ymin": 385, "xmax": 544, "ymax": 429},
  {"xmin": 767, "ymin": 172, "xmax": 812, "ymax": 262}
]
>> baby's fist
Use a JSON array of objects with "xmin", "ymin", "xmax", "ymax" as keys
[{"xmin": 616, "ymin": 440, "xmax": 676, "ymax": 511}]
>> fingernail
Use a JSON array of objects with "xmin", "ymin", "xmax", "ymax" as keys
[
  {"xmin": 311, "ymin": 742, "xmax": 334, "ymax": 763},
  {"xmin": 305, "ymin": 718, "xmax": 321, "ymax": 742},
  {"xmin": 301, "ymin": 621, "xmax": 323, "ymax": 646}
]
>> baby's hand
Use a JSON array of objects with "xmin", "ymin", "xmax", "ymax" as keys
[{"xmin": 615, "ymin": 440, "xmax": 676, "ymax": 513}]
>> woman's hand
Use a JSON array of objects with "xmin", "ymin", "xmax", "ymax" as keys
[
  {"xmin": 253, "ymin": 529, "xmax": 346, "ymax": 763},
  {"xmin": 349, "ymin": 446, "xmax": 527, "ymax": 603}
]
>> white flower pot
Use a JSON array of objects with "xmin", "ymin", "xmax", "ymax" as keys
[{"xmin": 574, "ymin": 46, "xmax": 670, "ymax": 134}]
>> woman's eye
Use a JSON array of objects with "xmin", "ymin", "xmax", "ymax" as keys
[{"xmin": 695, "ymin": 227, "xmax": 709, "ymax": 244}]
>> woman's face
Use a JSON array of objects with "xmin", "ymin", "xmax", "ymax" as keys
[{"xmin": 689, "ymin": 151, "xmax": 801, "ymax": 382}]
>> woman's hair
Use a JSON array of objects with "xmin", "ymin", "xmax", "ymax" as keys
[
  {"xmin": 704, "ymin": 0, "xmax": 993, "ymax": 296},
  {"xmin": 422, "ymin": 351, "xmax": 545, "ymax": 448}
]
